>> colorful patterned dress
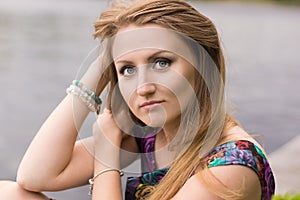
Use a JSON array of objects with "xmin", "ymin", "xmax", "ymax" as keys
[{"xmin": 125, "ymin": 127, "xmax": 275, "ymax": 200}]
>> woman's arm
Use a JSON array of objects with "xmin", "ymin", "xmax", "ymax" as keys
[
  {"xmin": 90, "ymin": 109, "xmax": 124, "ymax": 200},
  {"xmin": 17, "ymin": 91, "xmax": 91, "ymax": 191},
  {"xmin": 16, "ymin": 58, "xmax": 107, "ymax": 191},
  {"xmin": 16, "ymin": 57, "xmax": 139, "ymax": 193}
]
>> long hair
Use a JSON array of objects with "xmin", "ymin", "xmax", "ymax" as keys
[{"xmin": 93, "ymin": 0, "xmax": 240, "ymax": 199}]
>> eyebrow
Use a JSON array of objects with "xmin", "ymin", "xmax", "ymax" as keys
[{"xmin": 115, "ymin": 50, "xmax": 173, "ymax": 65}]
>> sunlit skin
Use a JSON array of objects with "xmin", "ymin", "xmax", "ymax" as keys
[{"xmin": 113, "ymin": 24, "xmax": 197, "ymax": 148}]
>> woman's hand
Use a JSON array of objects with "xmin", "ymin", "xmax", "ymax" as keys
[
  {"xmin": 93, "ymin": 108, "xmax": 123, "ymax": 147},
  {"xmin": 92, "ymin": 108, "xmax": 124, "ymax": 168},
  {"xmin": 91, "ymin": 108, "xmax": 124, "ymax": 200},
  {"xmin": 80, "ymin": 55, "xmax": 110, "ymax": 96}
]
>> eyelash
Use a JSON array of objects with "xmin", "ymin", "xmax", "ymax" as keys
[
  {"xmin": 153, "ymin": 58, "xmax": 172, "ymax": 70},
  {"xmin": 118, "ymin": 57, "xmax": 173, "ymax": 76},
  {"xmin": 119, "ymin": 65, "xmax": 134, "ymax": 75}
]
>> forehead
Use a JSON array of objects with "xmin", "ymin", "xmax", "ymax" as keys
[{"xmin": 111, "ymin": 25, "xmax": 195, "ymax": 64}]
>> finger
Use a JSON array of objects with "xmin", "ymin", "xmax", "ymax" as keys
[{"xmin": 103, "ymin": 108, "xmax": 112, "ymax": 114}]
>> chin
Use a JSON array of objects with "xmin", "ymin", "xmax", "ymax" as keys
[
  {"xmin": 145, "ymin": 110, "xmax": 167, "ymax": 128},
  {"xmin": 147, "ymin": 120, "xmax": 165, "ymax": 128}
]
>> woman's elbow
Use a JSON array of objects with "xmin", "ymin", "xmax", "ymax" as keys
[{"xmin": 16, "ymin": 173, "xmax": 44, "ymax": 192}]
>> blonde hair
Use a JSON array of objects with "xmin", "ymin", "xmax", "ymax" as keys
[{"xmin": 94, "ymin": 0, "xmax": 240, "ymax": 199}]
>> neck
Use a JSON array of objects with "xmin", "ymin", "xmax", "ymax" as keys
[
  {"xmin": 156, "ymin": 121, "xmax": 179, "ymax": 147},
  {"xmin": 154, "ymin": 121, "xmax": 180, "ymax": 169}
]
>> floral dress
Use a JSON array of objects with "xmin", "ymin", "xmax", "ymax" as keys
[{"xmin": 125, "ymin": 127, "xmax": 275, "ymax": 200}]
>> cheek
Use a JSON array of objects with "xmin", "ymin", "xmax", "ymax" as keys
[
  {"xmin": 172, "ymin": 79, "xmax": 195, "ymax": 112},
  {"xmin": 118, "ymin": 79, "xmax": 137, "ymax": 108},
  {"xmin": 178, "ymin": 63, "xmax": 196, "ymax": 89},
  {"xmin": 156, "ymin": 69, "xmax": 195, "ymax": 108}
]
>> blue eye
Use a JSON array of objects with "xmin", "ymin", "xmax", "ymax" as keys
[
  {"xmin": 124, "ymin": 67, "xmax": 136, "ymax": 75},
  {"xmin": 153, "ymin": 58, "xmax": 171, "ymax": 70},
  {"xmin": 119, "ymin": 65, "xmax": 136, "ymax": 77}
]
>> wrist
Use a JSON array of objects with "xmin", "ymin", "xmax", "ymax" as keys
[
  {"xmin": 93, "ymin": 127, "xmax": 123, "ymax": 148},
  {"xmin": 89, "ymin": 167, "xmax": 123, "ymax": 197},
  {"xmin": 66, "ymin": 80, "xmax": 102, "ymax": 114},
  {"xmin": 94, "ymin": 141, "xmax": 121, "ymax": 169},
  {"xmin": 80, "ymin": 58, "xmax": 108, "ymax": 96}
]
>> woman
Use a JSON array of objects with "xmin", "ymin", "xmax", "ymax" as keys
[{"xmin": 0, "ymin": 0, "xmax": 275, "ymax": 199}]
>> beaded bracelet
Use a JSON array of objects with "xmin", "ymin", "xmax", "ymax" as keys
[
  {"xmin": 66, "ymin": 80, "xmax": 102, "ymax": 114},
  {"xmin": 88, "ymin": 168, "xmax": 124, "ymax": 195},
  {"xmin": 72, "ymin": 80, "xmax": 102, "ymax": 105}
]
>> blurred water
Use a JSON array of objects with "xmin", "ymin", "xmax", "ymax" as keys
[{"xmin": 0, "ymin": 0, "xmax": 300, "ymax": 199}]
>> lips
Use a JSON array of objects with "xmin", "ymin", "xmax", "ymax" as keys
[{"xmin": 140, "ymin": 100, "xmax": 165, "ymax": 110}]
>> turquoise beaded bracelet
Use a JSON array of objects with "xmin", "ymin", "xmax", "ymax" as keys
[
  {"xmin": 72, "ymin": 80, "xmax": 102, "ymax": 105},
  {"xmin": 66, "ymin": 80, "xmax": 102, "ymax": 114}
]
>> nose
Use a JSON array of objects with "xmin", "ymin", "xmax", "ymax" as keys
[
  {"xmin": 136, "ymin": 83, "xmax": 156, "ymax": 96},
  {"xmin": 136, "ymin": 65, "xmax": 156, "ymax": 96}
]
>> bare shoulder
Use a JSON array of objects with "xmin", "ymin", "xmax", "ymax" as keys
[
  {"xmin": 171, "ymin": 126, "xmax": 267, "ymax": 200},
  {"xmin": 221, "ymin": 125, "xmax": 265, "ymax": 152},
  {"xmin": 172, "ymin": 165, "xmax": 261, "ymax": 200}
]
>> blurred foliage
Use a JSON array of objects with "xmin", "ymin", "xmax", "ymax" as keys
[
  {"xmin": 272, "ymin": 193, "xmax": 300, "ymax": 200},
  {"xmin": 270, "ymin": 0, "xmax": 300, "ymax": 5}
]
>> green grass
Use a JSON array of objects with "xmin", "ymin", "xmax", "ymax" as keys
[{"xmin": 272, "ymin": 193, "xmax": 300, "ymax": 200}]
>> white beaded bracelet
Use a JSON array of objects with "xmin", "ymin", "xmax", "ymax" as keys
[
  {"xmin": 66, "ymin": 80, "xmax": 102, "ymax": 114},
  {"xmin": 88, "ymin": 168, "xmax": 124, "ymax": 195}
]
